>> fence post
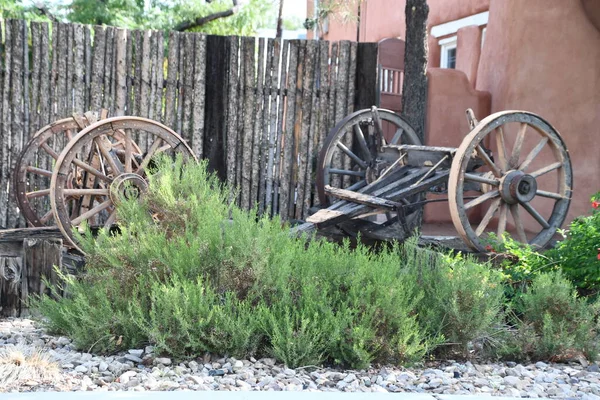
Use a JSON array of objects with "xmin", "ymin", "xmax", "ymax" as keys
[{"xmin": 354, "ymin": 42, "xmax": 379, "ymax": 111}]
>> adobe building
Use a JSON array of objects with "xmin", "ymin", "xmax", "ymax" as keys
[{"xmin": 307, "ymin": 0, "xmax": 600, "ymax": 233}]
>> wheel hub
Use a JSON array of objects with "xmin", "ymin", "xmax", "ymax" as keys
[
  {"xmin": 109, "ymin": 173, "xmax": 148, "ymax": 205},
  {"xmin": 500, "ymin": 170, "xmax": 537, "ymax": 204}
]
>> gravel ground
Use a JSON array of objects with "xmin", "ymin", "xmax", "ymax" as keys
[{"xmin": 1, "ymin": 318, "xmax": 600, "ymax": 398}]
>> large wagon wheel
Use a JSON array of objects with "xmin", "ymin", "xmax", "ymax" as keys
[
  {"xmin": 50, "ymin": 116, "xmax": 196, "ymax": 252},
  {"xmin": 316, "ymin": 108, "xmax": 423, "ymax": 236},
  {"xmin": 14, "ymin": 111, "xmax": 113, "ymax": 227},
  {"xmin": 448, "ymin": 111, "xmax": 572, "ymax": 252}
]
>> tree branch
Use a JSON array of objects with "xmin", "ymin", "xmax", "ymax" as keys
[{"xmin": 174, "ymin": 6, "xmax": 240, "ymax": 31}]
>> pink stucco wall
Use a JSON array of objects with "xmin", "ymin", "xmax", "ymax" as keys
[{"xmin": 476, "ymin": 0, "xmax": 600, "ymax": 225}]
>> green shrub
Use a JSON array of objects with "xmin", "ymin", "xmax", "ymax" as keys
[
  {"xmin": 500, "ymin": 271, "xmax": 600, "ymax": 361},
  {"xmin": 405, "ymin": 248, "xmax": 505, "ymax": 356}
]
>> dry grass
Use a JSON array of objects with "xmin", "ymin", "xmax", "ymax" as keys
[{"xmin": 0, "ymin": 344, "xmax": 60, "ymax": 391}]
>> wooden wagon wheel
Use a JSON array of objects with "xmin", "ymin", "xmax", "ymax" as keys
[
  {"xmin": 50, "ymin": 116, "xmax": 196, "ymax": 252},
  {"xmin": 13, "ymin": 111, "xmax": 117, "ymax": 227},
  {"xmin": 316, "ymin": 108, "xmax": 423, "ymax": 235},
  {"xmin": 448, "ymin": 111, "xmax": 572, "ymax": 252}
]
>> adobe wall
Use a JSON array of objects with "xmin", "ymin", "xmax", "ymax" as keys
[{"xmin": 476, "ymin": 0, "xmax": 600, "ymax": 225}]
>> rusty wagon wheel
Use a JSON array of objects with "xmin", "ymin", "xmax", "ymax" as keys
[
  {"xmin": 448, "ymin": 111, "xmax": 572, "ymax": 252},
  {"xmin": 316, "ymin": 108, "xmax": 424, "ymax": 237},
  {"xmin": 49, "ymin": 116, "xmax": 196, "ymax": 253},
  {"xmin": 13, "ymin": 111, "xmax": 114, "ymax": 227}
]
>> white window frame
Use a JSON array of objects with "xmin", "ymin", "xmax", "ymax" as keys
[
  {"xmin": 439, "ymin": 36, "xmax": 457, "ymax": 69},
  {"xmin": 431, "ymin": 11, "xmax": 489, "ymax": 38}
]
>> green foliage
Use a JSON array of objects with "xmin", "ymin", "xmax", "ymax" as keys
[
  {"xmin": 34, "ymin": 160, "xmax": 600, "ymax": 367},
  {"xmin": 499, "ymin": 271, "xmax": 600, "ymax": 361},
  {"xmin": 407, "ymin": 249, "xmax": 505, "ymax": 356}
]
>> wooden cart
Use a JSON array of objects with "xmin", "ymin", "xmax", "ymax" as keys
[{"xmin": 294, "ymin": 107, "xmax": 572, "ymax": 252}]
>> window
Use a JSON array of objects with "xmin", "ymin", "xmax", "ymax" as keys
[{"xmin": 439, "ymin": 36, "xmax": 457, "ymax": 69}]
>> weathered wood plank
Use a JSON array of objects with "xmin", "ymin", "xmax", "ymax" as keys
[
  {"xmin": 290, "ymin": 41, "xmax": 307, "ymax": 220},
  {"xmin": 279, "ymin": 40, "xmax": 299, "ymax": 221},
  {"xmin": 147, "ymin": 30, "xmax": 158, "ymax": 122},
  {"xmin": 90, "ymin": 25, "xmax": 106, "ymax": 111},
  {"xmin": 265, "ymin": 38, "xmax": 281, "ymax": 214},
  {"xmin": 180, "ymin": 32, "xmax": 194, "ymax": 145},
  {"xmin": 84, "ymin": 25, "xmax": 92, "ymax": 110},
  {"xmin": 192, "ymin": 32, "xmax": 207, "ymax": 158},
  {"xmin": 65, "ymin": 24, "xmax": 74, "ymax": 114},
  {"xmin": 8, "ymin": 19, "xmax": 26, "ymax": 228},
  {"xmin": 139, "ymin": 30, "xmax": 151, "ymax": 148},
  {"xmin": 114, "ymin": 28, "xmax": 128, "ymax": 116},
  {"xmin": 250, "ymin": 37, "xmax": 265, "ymax": 209},
  {"xmin": 38, "ymin": 22, "xmax": 51, "ymax": 127},
  {"xmin": 337, "ymin": 41, "xmax": 352, "ymax": 188},
  {"xmin": 202, "ymin": 35, "xmax": 227, "ymax": 180},
  {"xmin": 56, "ymin": 23, "xmax": 68, "ymax": 118},
  {"xmin": 31, "ymin": 22, "xmax": 42, "ymax": 132},
  {"xmin": 22, "ymin": 20, "xmax": 30, "ymax": 142},
  {"xmin": 124, "ymin": 30, "xmax": 133, "ymax": 115},
  {"xmin": 240, "ymin": 36, "xmax": 256, "ymax": 210},
  {"xmin": 73, "ymin": 24, "xmax": 86, "ymax": 113},
  {"xmin": 0, "ymin": 19, "xmax": 10, "ymax": 228},
  {"xmin": 0, "ymin": 257, "xmax": 23, "ymax": 316},
  {"xmin": 312, "ymin": 40, "xmax": 331, "ymax": 208},
  {"xmin": 271, "ymin": 39, "xmax": 289, "ymax": 216},
  {"xmin": 164, "ymin": 31, "xmax": 179, "ymax": 128},
  {"xmin": 324, "ymin": 185, "xmax": 401, "ymax": 211},
  {"xmin": 258, "ymin": 38, "xmax": 274, "ymax": 214},
  {"xmin": 296, "ymin": 41, "xmax": 317, "ymax": 220},
  {"xmin": 235, "ymin": 37, "xmax": 246, "ymax": 204},
  {"xmin": 103, "ymin": 27, "xmax": 115, "ymax": 112},
  {"xmin": 225, "ymin": 36, "xmax": 240, "ymax": 202},
  {"xmin": 20, "ymin": 239, "xmax": 63, "ymax": 313},
  {"xmin": 355, "ymin": 42, "xmax": 378, "ymax": 110},
  {"xmin": 154, "ymin": 31, "xmax": 164, "ymax": 122}
]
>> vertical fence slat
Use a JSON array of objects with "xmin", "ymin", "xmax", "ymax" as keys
[
  {"xmin": 265, "ymin": 38, "xmax": 280, "ymax": 214},
  {"xmin": 154, "ymin": 32, "xmax": 164, "ymax": 122},
  {"xmin": 30, "ymin": 22, "xmax": 41, "ymax": 134},
  {"xmin": 65, "ymin": 24, "xmax": 74, "ymax": 115},
  {"xmin": 192, "ymin": 33, "xmax": 206, "ymax": 159},
  {"xmin": 296, "ymin": 41, "xmax": 316, "ymax": 220},
  {"xmin": 0, "ymin": 19, "xmax": 10, "ymax": 227},
  {"xmin": 180, "ymin": 33, "xmax": 194, "ymax": 144},
  {"xmin": 226, "ymin": 36, "xmax": 240, "ymax": 202},
  {"xmin": 235, "ymin": 38, "xmax": 246, "ymax": 204},
  {"xmin": 303, "ymin": 41, "xmax": 321, "ymax": 217},
  {"xmin": 250, "ymin": 38, "xmax": 265, "ymax": 209},
  {"xmin": 147, "ymin": 31, "xmax": 158, "ymax": 122},
  {"xmin": 83, "ymin": 26, "xmax": 92, "ymax": 110},
  {"xmin": 272, "ymin": 39, "xmax": 289, "ymax": 216},
  {"xmin": 279, "ymin": 40, "xmax": 298, "ymax": 221},
  {"xmin": 102, "ymin": 27, "xmax": 115, "ymax": 112},
  {"xmin": 289, "ymin": 41, "xmax": 307, "ymax": 219},
  {"xmin": 73, "ymin": 24, "xmax": 85, "ymax": 113},
  {"xmin": 312, "ymin": 40, "xmax": 331, "ymax": 207},
  {"xmin": 338, "ymin": 42, "xmax": 352, "ymax": 187},
  {"xmin": 22, "ymin": 21, "xmax": 30, "ymax": 143},
  {"xmin": 114, "ymin": 28, "xmax": 127, "ymax": 116},
  {"xmin": 8, "ymin": 20, "xmax": 25, "ymax": 228},
  {"xmin": 90, "ymin": 26, "xmax": 105, "ymax": 112},
  {"xmin": 164, "ymin": 31, "xmax": 179, "ymax": 128},
  {"xmin": 37, "ymin": 22, "xmax": 50, "ymax": 127},
  {"xmin": 124, "ymin": 30, "xmax": 133, "ymax": 115},
  {"xmin": 258, "ymin": 38, "xmax": 273, "ymax": 214},
  {"xmin": 240, "ymin": 36, "xmax": 256, "ymax": 210},
  {"xmin": 57, "ymin": 23, "xmax": 68, "ymax": 118},
  {"xmin": 139, "ymin": 30, "xmax": 151, "ymax": 149}
]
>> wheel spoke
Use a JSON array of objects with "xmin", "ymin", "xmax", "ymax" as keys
[
  {"xmin": 519, "ymin": 137, "xmax": 549, "ymax": 171},
  {"xmin": 63, "ymin": 188, "xmax": 110, "ymax": 196},
  {"xmin": 124, "ymin": 129, "xmax": 133, "ymax": 173},
  {"xmin": 71, "ymin": 199, "xmax": 113, "ymax": 226},
  {"xmin": 72, "ymin": 158, "xmax": 113, "ymax": 184},
  {"xmin": 530, "ymin": 161, "xmax": 562, "ymax": 178},
  {"xmin": 353, "ymin": 124, "xmax": 372, "ymax": 162},
  {"xmin": 103, "ymin": 209, "xmax": 118, "ymax": 229},
  {"xmin": 40, "ymin": 142, "xmax": 59, "ymax": 160},
  {"xmin": 521, "ymin": 201, "xmax": 550, "ymax": 229},
  {"xmin": 536, "ymin": 190, "xmax": 567, "ymax": 200},
  {"xmin": 475, "ymin": 197, "xmax": 501, "ymax": 236},
  {"xmin": 509, "ymin": 123, "xmax": 527, "ymax": 168},
  {"xmin": 328, "ymin": 168, "xmax": 366, "ymax": 178},
  {"xmin": 26, "ymin": 189, "xmax": 50, "ymax": 199},
  {"xmin": 497, "ymin": 203, "xmax": 508, "ymax": 239},
  {"xmin": 495, "ymin": 126, "xmax": 508, "ymax": 172},
  {"xmin": 464, "ymin": 173, "xmax": 500, "ymax": 186},
  {"xmin": 345, "ymin": 180, "xmax": 367, "ymax": 192},
  {"xmin": 39, "ymin": 209, "xmax": 53, "ymax": 225},
  {"xmin": 136, "ymin": 137, "xmax": 163, "ymax": 175},
  {"xmin": 390, "ymin": 128, "xmax": 404, "ymax": 145},
  {"xmin": 464, "ymin": 189, "xmax": 500, "ymax": 210},
  {"xmin": 337, "ymin": 142, "xmax": 367, "ymax": 169},
  {"xmin": 476, "ymin": 145, "xmax": 502, "ymax": 177},
  {"xmin": 26, "ymin": 166, "xmax": 53, "ymax": 178},
  {"xmin": 95, "ymin": 135, "xmax": 124, "ymax": 175},
  {"xmin": 510, "ymin": 204, "xmax": 528, "ymax": 243}
]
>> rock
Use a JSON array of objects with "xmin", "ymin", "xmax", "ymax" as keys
[
  {"xmin": 283, "ymin": 368, "xmax": 296, "ymax": 376},
  {"xmin": 589, "ymin": 364, "xmax": 600, "ymax": 373},
  {"xmin": 506, "ymin": 361, "xmax": 517, "ymax": 367},
  {"xmin": 344, "ymin": 373, "xmax": 357, "ymax": 383},
  {"xmin": 188, "ymin": 361, "xmax": 199, "ymax": 372},
  {"xmin": 535, "ymin": 361, "xmax": 549, "ymax": 369},
  {"xmin": 237, "ymin": 379, "xmax": 252, "ymax": 390},
  {"xmin": 74, "ymin": 365, "xmax": 88, "ymax": 373},
  {"xmin": 233, "ymin": 360, "xmax": 244, "ymax": 371},
  {"xmin": 128, "ymin": 349, "xmax": 144, "ymax": 358},
  {"xmin": 155, "ymin": 357, "xmax": 172, "ymax": 366},
  {"xmin": 124, "ymin": 354, "xmax": 143, "ymax": 363}
]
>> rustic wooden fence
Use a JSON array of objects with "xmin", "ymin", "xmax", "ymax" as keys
[{"xmin": 0, "ymin": 19, "xmax": 379, "ymax": 229}]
